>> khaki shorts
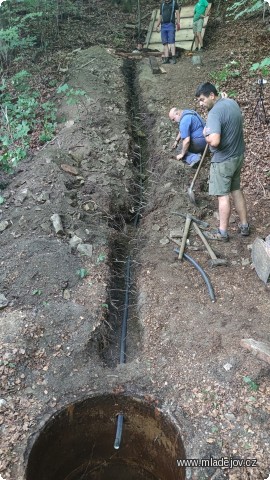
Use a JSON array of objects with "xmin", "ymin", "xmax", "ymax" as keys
[
  {"xmin": 209, "ymin": 155, "xmax": 244, "ymax": 196},
  {"xmin": 193, "ymin": 18, "xmax": 203, "ymax": 33}
]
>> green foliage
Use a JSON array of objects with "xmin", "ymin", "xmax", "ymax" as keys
[
  {"xmin": 227, "ymin": 90, "xmax": 238, "ymax": 98},
  {"xmin": 0, "ymin": 70, "xmax": 57, "ymax": 171},
  {"xmin": 39, "ymin": 122, "xmax": 55, "ymax": 143},
  {"xmin": 250, "ymin": 57, "xmax": 270, "ymax": 77},
  {"xmin": 32, "ymin": 289, "xmax": 42, "ymax": 296},
  {"xmin": 0, "ymin": 196, "xmax": 5, "ymax": 204},
  {"xmin": 97, "ymin": 253, "xmax": 106, "ymax": 264},
  {"xmin": 0, "ymin": 0, "xmax": 88, "ymax": 62},
  {"xmin": 0, "ymin": 26, "xmax": 36, "ymax": 67},
  {"xmin": 0, "ymin": 359, "xmax": 16, "ymax": 368},
  {"xmin": 243, "ymin": 376, "xmax": 259, "ymax": 391},
  {"xmin": 227, "ymin": 0, "xmax": 263, "ymax": 19},
  {"xmin": 11, "ymin": 70, "xmax": 32, "ymax": 91},
  {"xmin": 112, "ymin": 31, "xmax": 127, "ymax": 48},
  {"xmin": 210, "ymin": 61, "xmax": 240, "ymax": 88},
  {"xmin": 76, "ymin": 268, "xmax": 89, "ymax": 279},
  {"xmin": 57, "ymin": 83, "xmax": 86, "ymax": 106}
]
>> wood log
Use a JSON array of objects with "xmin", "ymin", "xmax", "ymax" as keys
[{"xmin": 149, "ymin": 56, "xmax": 161, "ymax": 74}]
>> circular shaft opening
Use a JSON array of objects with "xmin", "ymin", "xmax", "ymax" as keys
[{"xmin": 25, "ymin": 394, "xmax": 186, "ymax": 480}]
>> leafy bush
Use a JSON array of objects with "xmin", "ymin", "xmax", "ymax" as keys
[
  {"xmin": 250, "ymin": 57, "xmax": 270, "ymax": 77},
  {"xmin": 0, "ymin": 0, "xmax": 85, "ymax": 51},
  {"xmin": 0, "ymin": 26, "xmax": 36, "ymax": 67},
  {"xmin": 0, "ymin": 71, "xmax": 57, "ymax": 171},
  {"xmin": 57, "ymin": 83, "xmax": 86, "ymax": 106},
  {"xmin": 227, "ymin": 0, "xmax": 263, "ymax": 19},
  {"xmin": 210, "ymin": 61, "xmax": 241, "ymax": 88}
]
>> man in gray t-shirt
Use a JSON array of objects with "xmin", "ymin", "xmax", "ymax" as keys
[
  {"xmin": 195, "ymin": 82, "xmax": 250, "ymax": 241},
  {"xmin": 205, "ymin": 97, "xmax": 245, "ymax": 163}
]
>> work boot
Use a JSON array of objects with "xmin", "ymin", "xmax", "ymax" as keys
[
  {"xmin": 204, "ymin": 229, "xmax": 229, "ymax": 242},
  {"xmin": 171, "ymin": 56, "xmax": 176, "ymax": 64},
  {"xmin": 162, "ymin": 57, "xmax": 170, "ymax": 64},
  {"xmin": 238, "ymin": 223, "xmax": 250, "ymax": 236}
]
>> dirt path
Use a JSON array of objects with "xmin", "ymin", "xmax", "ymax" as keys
[{"xmin": 0, "ymin": 6, "xmax": 270, "ymax": 480}]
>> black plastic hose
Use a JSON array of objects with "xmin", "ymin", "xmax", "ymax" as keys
[
  {"xmin": 114, "ymin": 256, "xmax": 131, "ymax": 450},
  {"xmin": 119, "ymin": 255, "xmax": 131, "ymax": 364},
  {"xmin": 174, "ymin": 248, "xmax": 216, "ymax": 303},
  {"xmin": 114, "ymin": 413, "xmax": 124, "ymax": 450}
]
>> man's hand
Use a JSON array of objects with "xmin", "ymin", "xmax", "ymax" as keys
[
  {"xmin": 156, "ymin": 25, "xmax": 160, "ymax": 32},
  {"xmin": 172, "ymin": 140, "xmax": 178, "ymax": 149},
  {"xmin": 176, "ymin": 153, "xmax": 184, "ymax": 160},
  {"xmin": 176, "ymin": 22, "xmax": 180, "ymax": 31},
  {"xmin": 203, "ymin": 126, "xmax": 210, "ymax": 137}
]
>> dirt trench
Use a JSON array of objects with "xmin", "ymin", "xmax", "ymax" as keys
[{"xmin": 0, "ymin": 39, "xmax": 270, "ymax": 480}]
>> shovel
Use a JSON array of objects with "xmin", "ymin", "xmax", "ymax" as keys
[{"xmin": 187, "ymin": 144, "xmax": 209, "ymax": 204}]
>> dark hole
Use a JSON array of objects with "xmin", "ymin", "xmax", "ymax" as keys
[{"xmin": 25, "ymin": 394, "xmax": 186, "ymax": 480}]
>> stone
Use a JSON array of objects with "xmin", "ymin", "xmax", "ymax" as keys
[
  {"xmin": 192, "ymin": 55, "xmax": 202, "ymax": 65},
  {"xmin": 160, "ymin": 237, "xmax": 169, "ymax": 245},
  {"xmin": 65, "ymin": 120, "xmax": 75, "ymax": 128},
  {"xmin": 170, "ymin": 228, "xmax": 183, "ymax": 238},
  {"xmin": 0, "ymin": 398, "xmax": 7, "ymax": 408},
  {"xmin": 69, "ymin": 235, "xmax": 82, "ymax": 249},
  {"xmin": 15, "ymin": 187, "xmax": 28, "ymax": 204},
  {"xmin": 223, "ymin": 362, "xmax": 233, "ymax": 371},
  {"xmin": 50, "ymin": 213, "xmax": 64, "ymax": 234},
  {"xmin": 36, "ymin": 192, "xmax": 50, "ymax": 203},
  {"xmin": 240, "ymin": 338, "xmax": 270, "ymax": 365},
  {"xmin": 0, "ymin": 220, "xmax": 9, "ymax": 232},
  {"xmin": 118, "ymin": 157, "xmax": 127, "ymax": 167},
  {"xmin": 60, "ymin": 164, "xmax": 78, "ymax": 176},
  {"xmin": 77, "ymin": 243, "xmax": 93, "ymax": 257},
  {"xmin": 252, "ymin": 237, "xmax": 270, "ymax": 283},
  {"xmin": 0, "ymin": 294, "xmax": 9, "ymax": 309},
  {"xmin": 225, "ymin": 413, "xmax": 236, "ymax": 422},
  {"xmin": 241, "ymin": 257, "xmax": 250, "ymax": 266},
  {"xmin": 63, "ymin": 289, "xmax": 71, "ymax": 300}
]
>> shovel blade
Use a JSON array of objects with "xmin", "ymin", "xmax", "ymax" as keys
[{"xmin": 187, "ymin": 186, "xmax": 196, "ymax": 205}]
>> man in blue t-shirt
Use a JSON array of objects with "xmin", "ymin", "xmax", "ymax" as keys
[{"xmin": 169, "ymin": 107, "xmax": 206, "ymax": 166}]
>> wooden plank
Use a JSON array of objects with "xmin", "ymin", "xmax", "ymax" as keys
[
  {"xmin": 145, "ymin": 9, "xmax": 158, "ymax": 48},
  {"xmin": 146, "ymin": 3, "xmax": 212, "ymax": 52},
  {"xmin": 150, "ymin": 29, "xmax": 194, "ymax": 42},
  {"xmin": 179, "ymin": 4, "xmax": 212, "ymax": 17},
  {"xmin": 241, "ymin": 338, "xmax": 270, "ymax": 365},
  {"xmin": 148, "ymin": 40, "xmax": 194, "ymax": 52}
]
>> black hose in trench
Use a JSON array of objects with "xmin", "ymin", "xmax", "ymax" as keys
[
  {"xmin": 114, "ymin": 255, "xmax": 131, "ymax": 450},
  {"xmin": 113, "ymin": 57, "xmax": 215, "ymax": 450}
]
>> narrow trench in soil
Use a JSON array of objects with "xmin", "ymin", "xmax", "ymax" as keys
[{"xmin": 96, "ymin": 59, "xmax": 148, "ymax": 368}]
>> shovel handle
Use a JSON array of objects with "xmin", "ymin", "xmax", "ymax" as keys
[
  {"xmin": 179, "ymin": 215, "xmax": 192, "ymax": 260},
  {"xmin": 193, "ymin": 222, "xmax": 217, "ymax": 260},
  {"xmin": 189, "ymin": 144, "xmax": 209, "ymax": 190}
]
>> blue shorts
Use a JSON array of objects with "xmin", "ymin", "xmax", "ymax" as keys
[{"xmin": 161, "ymin": 23, "xmax": 175, "ymax": 45}]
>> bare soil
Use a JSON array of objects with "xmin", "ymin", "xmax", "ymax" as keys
[{"xmin": 0, "ymin": 3, "xmax": 270, "ymax": 480}]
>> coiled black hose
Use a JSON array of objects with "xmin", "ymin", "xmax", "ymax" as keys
[{"xmin": 174, "ymin": 248, "xmax": 216, "ymax": 303}]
